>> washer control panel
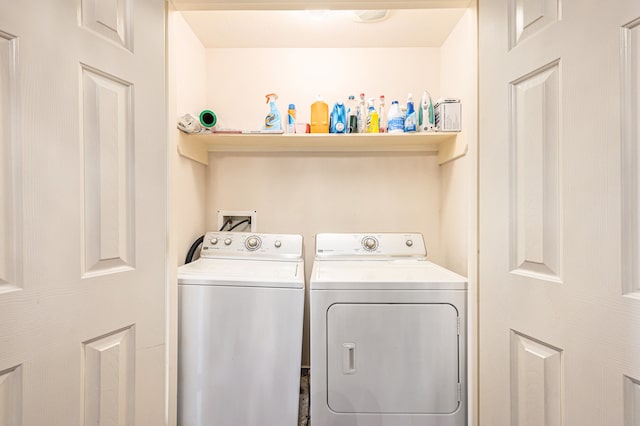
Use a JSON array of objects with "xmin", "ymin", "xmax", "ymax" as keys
[
  {"xmin": 201, "ymin": 232, "xmax": 302, "ymax": 260},
  {"xmin": 315, "ymin": 233, "xmax": 426, "ymax": 259}
]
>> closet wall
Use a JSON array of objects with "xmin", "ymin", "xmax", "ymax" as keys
[{"xmin": 169, "ymin": 6, "xmax": 475, "ymax": 368}]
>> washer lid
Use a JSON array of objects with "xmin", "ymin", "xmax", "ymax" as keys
[
  {"xmin": 311, "ymin": 260, "xmax": 466, "ymax": 290},
  {"xmin": 178, "ymin": 258, "xmax": 304, "ymax": 289}
]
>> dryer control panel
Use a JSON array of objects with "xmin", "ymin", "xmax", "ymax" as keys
[
  {"xmin": 315, "ymin": 233, "xmax": 427, "ymax": 260},
  {"xmin": 200, "ymin": 232, "xmax": 303, "ymax": 260}
]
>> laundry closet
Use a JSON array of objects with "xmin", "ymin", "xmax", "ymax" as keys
[{"xmin": 167, "ymin": 0, "xmax": 477, "ymax": 419}]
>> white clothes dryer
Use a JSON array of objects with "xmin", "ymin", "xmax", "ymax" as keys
[
  {"xmin": 178, "ymin": 232, "xmax": 304, "ymax": 426},
  {"xmin": 310, "ymin": 233, "xmax": 467, "ymax": 426}
]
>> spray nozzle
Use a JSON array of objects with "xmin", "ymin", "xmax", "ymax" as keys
[{"xmin": 265, "ymin": 93, "xmax": 279, "ymax": 104}]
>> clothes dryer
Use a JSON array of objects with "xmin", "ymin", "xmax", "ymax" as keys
[
  {"xmin": 310, "ymin": 233, "xmax": 467, "ymax": 426},
  {"xmin": 178, "ymin": 232, "xmax": 304, "ymax": 426}
]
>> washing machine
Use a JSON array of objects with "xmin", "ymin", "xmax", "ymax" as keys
[
  {"xmin": 178, "ymin": 231, "xmax": 304, "ymax": 426},
  {"xmin": 310, "ymin": 233, "xmax": 467, "ymax": 426}
]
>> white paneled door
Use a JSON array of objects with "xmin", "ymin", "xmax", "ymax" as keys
[
  {"xmin": 480, "ymin": 0, "xmax": 640, "ymax": 425},
  {"xmin": 0, "ymin": 0, "xmax": 166, "ymax": 425}
]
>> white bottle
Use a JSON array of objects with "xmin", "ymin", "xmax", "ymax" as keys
[
  {"xmin": 387, "ymin": 100, "xmax": 405, "ymax": 133},
  {"xmin": 378, "ymin": 95, "xmax": 387, "ymax": 133}
]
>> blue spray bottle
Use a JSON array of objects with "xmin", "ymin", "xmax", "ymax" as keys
[
  {"xmin": 264, "ymin": 93, "xmax": 282, "ymax": 131},
  {"xmin": 330, "ymin": 100, "xmax": 347, "ymax": 134}
]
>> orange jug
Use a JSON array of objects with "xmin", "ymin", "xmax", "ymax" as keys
[{"xmin": 310, "ymin": 96, "xmax": 329, "ymax": 133}]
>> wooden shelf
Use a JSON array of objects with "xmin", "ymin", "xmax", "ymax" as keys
[{"xmin": 177, "ymin": 131, "xmax": 467, "ymax": 166}]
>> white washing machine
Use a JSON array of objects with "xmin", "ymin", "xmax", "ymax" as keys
[
  {"xmin": 178, "ymin": 231, "xmax": 304, "ymax": 426},
  {"xmin": 310, "ymin": 233, "xmax": 467, "ymax": 426}
]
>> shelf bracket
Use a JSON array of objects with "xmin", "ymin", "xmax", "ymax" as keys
[
  {"xmin": 177, "ymin": 131, "xmax": 208, "ymax": 165},
  {"xmin": 438, "ymin": 132, "xmax": 467, "ymax": 165}
]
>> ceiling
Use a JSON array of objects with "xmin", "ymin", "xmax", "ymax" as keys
[{"xmin": 180, "ymin": 8, "xmax": 468, "ymax": 48}]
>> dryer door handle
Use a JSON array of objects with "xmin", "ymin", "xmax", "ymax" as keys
[{"xmin": 342, "ymin": 343, "xmax": 356, "ymax": 374}]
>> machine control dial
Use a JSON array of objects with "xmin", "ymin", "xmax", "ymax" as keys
[
  {"xmin": 210, "ymin": 238, "xmax": 219, "ymax": 245},
  {"xmin": 224, "ymin": 238, "xmax": 232, "ymax": 246},
  {"xmin": 406, "ymin": 239, "xmax": 413, "ymax": 247},
  {"xmin": 362, "ymin": 236, "xmax": 379, "ymax": 251},
  {"xmin": 274, "ymin": 240, "xmax": 282, "ymax": 248},
  {"xmin": 245, "ymin": 236, "xmax": 262, "ymax": 251}
]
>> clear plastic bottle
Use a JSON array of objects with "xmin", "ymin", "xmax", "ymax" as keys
[
  {"xmin": 347, "ymin": 95, "xmax": 357, "ymax": 133},
  {"xmin": 387, "ymin": 100, "xmax": 405, "ymax": 133},
  {"xmin": 378, "ymin": 95, "xmax": 387, "ymax": 133},
  {"xmin": 356, "ymin": 93, "xmax": 367, "ymax": 133},
  {"xmin": 366, "ymin": 97, "xmax": 379, "ymax": 133},
  {"xmin": 404, "ymin": 93, "xmax": 417, "ymax": 132}
]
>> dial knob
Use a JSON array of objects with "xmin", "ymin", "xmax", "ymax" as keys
[
  {"xmin": 210, "ymin": 238, "xmax": 218, "ymax": 245},
  {"xmin": 244, "ymin": 236, "xmax": 261, "ymax": 250},
  {"xmin": 224, "ymin": 238, "xmax": 232, "ymax": 246},
  {"xmin": 406, "ymin": 239, "xmax": 413, "ymax": 247},
  {"xmin": 362, "ymin": 237, "xmax": 378, "ymax": 251},
  {"xmin": 274, "ymin": 240, "xmax": 282, "ymax": 248}
]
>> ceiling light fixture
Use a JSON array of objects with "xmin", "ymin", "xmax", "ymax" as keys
[{"xmin": 351, "ymin": 10, "xmax": 390, "ymax": 23}]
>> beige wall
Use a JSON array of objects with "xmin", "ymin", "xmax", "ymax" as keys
[
  {"xmin": 205, "ymin": 47, "xmax": 441, "ymax": 130},
  {"xmin": 172, "ymin": 12, "xmax": 208, "ymax": 265},
  {"xmin": 439, "ymin": 8, "xmax": 477, "ymax": 277},
  {"xmin": 206, "ymin": 152, "xmax": 443, "ymax": 365}
]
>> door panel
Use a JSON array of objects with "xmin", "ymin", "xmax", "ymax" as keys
[
  {"xmin": 480, "ymin": 0, "xmax": 640, "ymax": 425},
  {"xmin": 0, "ymin": 0, "xmax": 166, "ymax": 424},
  {"xmin": 327, "ymin": 303, "xmax": 460, "ymax": 414}
]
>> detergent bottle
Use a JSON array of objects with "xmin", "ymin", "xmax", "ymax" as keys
[
  {"xmin": 330, "ymin": 100, "xmax": 348, "ymax": 134},
  {"xmin": 264, "ymin": 93, "xmax": 282, "ymax": 131},
  {"xmin": 310, "ymin": 95, "xmax": 329, "ymax": 133},
  {"xmin": 387, "ymin": 100, "xmax": 404, "ymax": 133},
  {"xmin": 366, "ymin": 98, "xmax": 379, "ymax": 133},
  {"xmin": 404, "ymin": 93, "xmax": 417, "ymax": 132}
]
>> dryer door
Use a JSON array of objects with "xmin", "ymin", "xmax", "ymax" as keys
[{"xmin": 326, "ymin": 303, "xmax": 460, "ymax": 414}]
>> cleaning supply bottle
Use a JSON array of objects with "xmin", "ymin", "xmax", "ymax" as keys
[
  {"xmin": 387, "ymin": 100, "xmax": 404, "ymax": 133},
  {"xmin": 310, "ymin": 95, "xmax": 329, "ymax": 133},
  {"xmin": 418, "ymin": 90, "xmax": 435, "ymax": 132},
  {"xmin": 330, "ymin": 100, "xmax": 347, "ymax": 134},
  {"xmin": 404, "ymin": 93, "xmax": 417, "ymax": 132},
  {"xmin": 378, "ymin": 95, "xmax": 387, "ymax": 133},
  {"xmin": 264, "ymin": 93, "xmax": 282, "ymax": 131},
  {"xmin": 356, "ymin": 93, "xmax": 367, "ymax": 133},
  {"xmin": 347, "ymin": 95, "xmax": 357, "ymax": 133},
  {"xmin": 366, "ymin": 97, "xmax": 379, "ymax": 133},
  {"xmin": 287, "ymin": 103, "xmax": 296, "ymax": 133}
]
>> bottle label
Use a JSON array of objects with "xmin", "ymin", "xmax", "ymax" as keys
[
  {"xmin": 265, "ymin": 113, "xmax": 277, "ymax": 128},
  {"xmin": 404, "ymin": 113, "xmax": 417, "ymax": 132},
  {"xmin": 388, "ymin": 116, "xmax": 404, "ymax": 132}
]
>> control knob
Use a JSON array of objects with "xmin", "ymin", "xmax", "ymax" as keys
[
  {"xmin": 362, "ymin": 237, "xmax": 378, "ymax": 251},
  {"xmin": 210, "ymin": 238, "xmax": 218, "ymax": 245},
  {"xmin": 245, "ymin": 236, "xmax": 261, "ymax": 251},
  {"xmin": 224, "ymin": 238, "xmax": 232, "ymax": 246}
]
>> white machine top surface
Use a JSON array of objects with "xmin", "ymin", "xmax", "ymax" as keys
[
  {"xmin": 311, "ymin": 233, "xmax": 466, "ymax": 290},
  {"xmin": 178, "ymin": 232, "xmax": 304, "ymax": 289}
]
